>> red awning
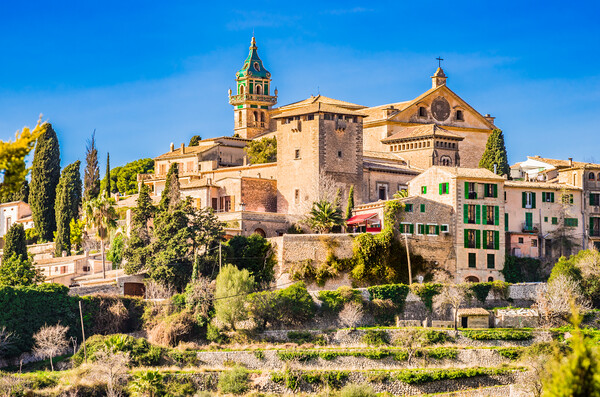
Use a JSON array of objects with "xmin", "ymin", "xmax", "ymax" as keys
[{"xmin": 346, "ymin": 213, "xmax": 378, "ymax": 225}]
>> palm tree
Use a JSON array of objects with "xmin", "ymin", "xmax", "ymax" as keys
[
  {"xmin": 307, "ymin": 200, "xmax": 343, "ymax": 234},
  {"xmin": 84, "ymin": 195, "xmax": 117, "ymax": 279}
]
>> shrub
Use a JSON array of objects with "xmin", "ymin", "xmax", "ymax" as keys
[
  {"xmin": 410, "ymin": 283, "xmax": 442, "ymax": 311},
  {"xmin": 362, "ymin": 330, "xmax": 389, "ymax": 346},
  {"xmin": 318, "ymin": 287, "xmax": 362, "ymax": 314},
  {"xmin": 369, "ymin": 298, "xmax": 397, "ymax": 325},
  {"xmin": 147, "ymin": 310, "xmax": 196, "ymax": 347},
  {"xmin": 72, "ymin": 334, "xmax": 161, "ymax": 367},
  {"xmin": 422, "ymin": 330, "xmax": 452, "ymax": 344},
  {"xmin": 171, "ymin": 294, "xmax": 186, "ymax": 311},
  {"xmin": 287, "ymin": 331, "xmax": 313, "ymax": 344},
  {"xmin": 468, "ymin": 282, "xmax": 493, "ymax": 303},
  {"xmin": 462, "ymin": 329, "xmax": 533, "ymax": 341},
  {"xmin": 426, "ymin": 347, "xmax": 458, "ymax": 360},
  {"xmin": 218, "ymin": 365, "xmax": 249, "ymax": 395},
  {"xmin": 394, "ymin": 367, "xmax": 514, "ymax": 384},
  {"xmin": 367, "ymin": 284, "xmax": 410, "ymax": 313},
  {"xmin": 277, "ymin": 282, "xmax": 316, "ymax": 326},
  {"xmin": 129, "ymin": 370, "xmax": 165, "ymax": 397},
  {"xmin": 340, "ymin": 383, "xmax": 377, "ymax": 397},
  {"xmin": 497, "ymin": 348, "xmax": 522, "ymax": 360},
  {"xmin": 215, "ymin": 264, "xmax": 255, "ymax": 330}
]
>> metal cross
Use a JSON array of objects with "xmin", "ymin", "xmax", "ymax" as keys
[{"xmin": 436, "ymin": 56, "xmax": 444, "ymax": 67}]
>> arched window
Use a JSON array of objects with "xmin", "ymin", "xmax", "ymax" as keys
[
  {"xmin": 239, "ymin": 85, "xmax": 245, "ymax": 94},
  {"xmin": 487, "ymin": 276, "xmax": 494, "ymax": 282},
  {"xmin": 260, "ymin": 112, "xmax": 265, "ymax": 122},
  {"xmin": 440, "ymin": 156, "xmax": 452, "ymax": 166},
  {"xmin": 465, "ymin": 276, "xmax": 480, "ymax": 283},
  {"xmin": 253, "ymin": 111, "xmax": 258, "ymax": 122},
  {"xmin": 238, "ymin": 111, "xmax": 242, "ymax": 125},
  {"xmin": 253, "ymin": 228, "xmax": 266, "ymax": 237},
  {"xmin": 256, "ymin": 84, "xmax": 262, "ymax": 95},
  {"xmin": 590, "ymin": 173, "xmax": 596, "ymax": 180}
]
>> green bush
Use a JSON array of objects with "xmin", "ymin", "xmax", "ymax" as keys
[
  {"xmin": 72, "ymin": 334, "xmax": 162, "ymax": 367},
  {"xmin": 171, "ymin": 293, "xmax": 186, "ymax": 311},
  {"xmin": 367, "ymin": 284, "xmax": 410, "ymax": 313},
  {"xmin": 277, "ymin": 350, "xmax": 318, "ymax": 362},
  {"xmin": 422, "ymin": 330, "xmax": 452, "ymax": 344},
  {"xmin": 271, "ymin": 370, "xmax": 349, "ymax": 390},
  {"xmin": 394, "ymin": 367, "xmax": 514, "ymax": 384},
  {"xmin": 362, "ymin": 330, "xmax": 390, "ymax": 346},
  {"xmin": 497, "ymin": 348, "xmax": 522, "ymax": 360},
  {"xmin": 340, "ymin": 383, "xmax": 377, "ymax": 397},
  {"xmin": 318, "ymin": 286, "xmax": 362, "ymax": 313},
  {"xmin": 426, "ymin": 347, "xmax": 458, "ymax": 360},
  {"xmin": 410, "ymin": 283, "xmax": 442, "ymax": 311},
  {"xmin": 463, "ymin": 329, "xmax": 532, "ymax": 341},
  {"xmin": 167, "ymin": 350, "xmax": 197, "ymax": 366},
  {"xmin": 287, "ymin": 331, "xmax": 314, "ymax": 344},
  {"xmin": 218, "ymin": 365, "xmax": 250, "ymax": 395}
]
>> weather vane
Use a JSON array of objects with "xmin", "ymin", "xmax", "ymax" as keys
[{"xmin": 436, "ymin": 56, "xmax": 444, "ymax": 68}]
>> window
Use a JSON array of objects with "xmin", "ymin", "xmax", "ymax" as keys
[
  {"xmin": 377, "ymin": 183, "xmax": 389, "ymax": 201},
  {"xmin": 419, "ymin": 106, "xmax": 427, "ymax": 117},
  {"xmin": 542, "ymin": 192, "xmax": 555, "ymax": 203},
  {"xmin": 421, "ymin": 186, "xmax": 427, "ymax": 194},
  {"xmin": 465, "ymin": 204, "xmax": 479, "ymax": 224},
  {"xmin": 485, "ymin": 205, "xmax": 497, "ymax": 225},
  {"xmin": 590, "ymin": 172, "xmax": 596, "ymax": 180},
  {"xmin": 484, "ymin": 230, "xmax": 499, "ymax": 250},
  {"xmin": 427, "ymin": 224, "xmax": 440, "ymax": 235},
  {"xmin": 518, "ymin": 237, "xmax": 524, "ymax": 243},
  {"xmin": 464, "ymin": 229, "xmax": 480, "ymax": 249},
  {"xmin": 420, "ymin": 204, "xmax": 425, "ymax": 213},
  {"xmin": 255, "ymin": 84, "xmax": 262, "ymax": 95},
  {"xmin": 545, "ymin": 239, "xmax": 553, "ymax": 257},
  {"xmin": 590, "ymin": 193, "xmax": 600, "ymax": 206},
  {"xmin": 337, "ymin": 151, "xmax": 342, "ymax": 158},
  {"xmin": 307, "ymin": 114, "xmax": 314, "ymax": 121},
  {"xmin": 466, "ymin": 182, "xmax": 478, "ymax": 199},
  {"xmin": 544, "ymin": 216, "xmax": 548, "ymax": 222},
  {"xmin": 484, "ymin": 184, "xmax": 498, "ymax": 198},
  {"xmin": 487, "ymin": 254, "xmax": 495, "ymax": 269},
  {"xmin": 561, "ymin": 194, "xmax": 574, "ymax": 204},
  {"xmin": 295, "ymin": 149, "xmax": 301, "ymax": 159},
  {"xmin": 532, "ymin": 239, "xmax": 538, "ymax": 247},
  {"xmin": 405, "ymin": 204, "xmax": 413, "ymax": 212},
  {"xmin": 552, "ymin": 217, "xmax": 558, "ymax": 225},
  {"xmin": 564, "ymin": 218, "xmax": 578, "ymax": 227},
  {"xmin": 440, "ymin": 224, "xmax": 449, "ymax": 233},
  {"xmin": 505, "ymin": 213, "xmax": 509, "ymax": 231},
  {"xmin": 488, "ymin": 276, "xmax": 494, "ymax": 282},
  {"xmin": 399, "ymin": 223, "xmax": 414, "ymax": 234},
  {"xmin": 468, "ymin": 253, "xmax": 476, "ymax": 268},
  {"xmin": 456, "ymin": 110, "xmax": 464, "ymax": 121},
  {"xmin": 439, "ymin": 182, "xmax": 450, "ymax": 194},
  {"xmin": 590, "ymin": 217, "xmax": 600, "ymax": 237},
  {"xmin": 253, "ymin": 61, "xmax": 260, "ymax": 71},
  {"xmin": 522, "ymin": 192, "xmax": 536, "ymax": 209},
  {"xmin": 323, "ymin": 113, "xmax": 333, "ymax": 120},
  {"xmin": 295, "ymin": 189, "xmax": 300, "ymax": 203},
  {"xmin": 416, "ymin": 223, "xmax": 424, "ymax": 235}
]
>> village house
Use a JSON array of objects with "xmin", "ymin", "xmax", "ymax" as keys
[{"xmin": 0, "ymin": 201, "xmax": 33, "ymax": 241}]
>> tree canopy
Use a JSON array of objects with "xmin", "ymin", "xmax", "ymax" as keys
[
  {"xmin": 29, "ymin": 123, "xmax": 61, "ymax": 242},
  {"xmin": 123, "ymin": 183, "xmax": 155, "ymax": 275},
  {"xmin": 479, "ymin": 129, "xmax": 509, "ymax": 177},
  {"xmin": 54, "ymin": 161, "xmax": 82, "ymax": 256},
  {"xmin": 84, "ymin": 131, "xmax": 100, "ymax": 202},
  {"xmin": 2, "ymin": 224, "xmax": 27, "ymax": 262},
  {"xmin": 224, "ymin": 234, "xmax": 275, "ymax": 286},
  {"xmin": 244, "ymin": 137, "xmax": 277, "ymax": 164},
  {"xmin": 189, "ymin": 135, "xmax": 202, "ymax": 146}
]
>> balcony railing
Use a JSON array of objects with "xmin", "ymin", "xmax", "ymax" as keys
[
  {"xmin": 522, "ymin": 222, "xmax": 540, "ymax": 233},
  {"xmin": 229, "ymin": 93, "xmax": 277, "ymax": 105}
]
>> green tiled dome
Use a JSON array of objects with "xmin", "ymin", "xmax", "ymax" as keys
[{"xmin": 236, "ymin": 37, "xmax": 270, "ymax": 79}]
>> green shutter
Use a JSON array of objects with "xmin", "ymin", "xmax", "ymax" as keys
[
  {"xmin": 439, "ymin": 183, "xmax": 443, "ymax": 195},
  {"xmin": 476, "ymin": 230, "xmax": 481, "ymax": 249},
  {"xmin": 495, "ymin": 206, "xmax": 500, "ymax": 226},
  {"xmin": 570, "ymin": 195, "xmax": 574, "ymax": 204},
  {"xmin": 494, "ymin": 231, "xmax": 500, "ymax": 250},
  {"xmin": 435, "ymin": 225, "xmax": 440, "ymax": 235},
  {"xmin": 493, "ymin": 184, "xmax": 498, "ymax": 198},
  {"xmin": 476, "ymin": 205, "xmax": 481, "ymax": 224},
  {"xmin": 550, "ymin": 192, "xmax": 554, "ymax": 203},
  {"xmin": 465, "ymin": 182, "xmax": 469, "ymax": 199},
  {"xmin": 592, "ymin": 194, "xmax": 595, "ymax": 206},
  {"xmin": 505, "ymin": 213, "xmax": 508, "ymax": 231},
  {"xmin": 399, "ymin": 224, "xmax": 404, "ymax": 233},
  {"xmin": 464, "ymin": 204, "xmax": 469, "ymax": 223},
  {"xmin": 552, "ymin": 217, "xmax": 558, "ymax": 225},
  {"xmin": 522, "ymin": 192, "xmax": 526, "ymax": 208},
  {"xmin": 420, "ymin": 204, "xmax": 425, "ymax": 213},
  {"xmin": 410, "ymin": 224, "xmax": 414, "ymax": 234},
  {"xmin": 531, "ymin": 192, "xmax": 536, "ymax": 208},
  {"xmin": 482, "ymin": 205, "xmax": 487, "ymax": 224},
  {"xmin": 464, "ymin": 230, "xmax": 469, "ymax": 248}
]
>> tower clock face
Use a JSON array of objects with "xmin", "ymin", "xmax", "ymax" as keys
[{"xmin": 431, "ymin": 97, "xmax": 451, "ymax": 121}]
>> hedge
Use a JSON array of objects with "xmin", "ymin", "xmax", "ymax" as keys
[
  {"xmin": 367, "ymin": 284, "xmax": 409, "ymax": 312},
  {"xmin": 463, "ymin": 329, "xmax": 533, "ymax": 341}
]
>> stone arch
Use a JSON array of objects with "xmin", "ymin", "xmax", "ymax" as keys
[
  {"xmin": 253, "ymin": 228, "xmax": 266, "ymax": 237},
  {"xmin": 465, "ymin": 275, "xmax": 480, "ymax": 283},
  {"xmin": 256, "ymin": 84, "xmax": 262, "ymax": 95},
  {"xmin": 239, "ymin": 85, "xmax": 245, "ymax": 95}
]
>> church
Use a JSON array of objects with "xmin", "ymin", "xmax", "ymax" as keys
[{"xmin": 140, "ymin": 37, "xmax": 499, "ymax": 238}]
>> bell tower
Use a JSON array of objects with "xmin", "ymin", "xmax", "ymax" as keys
[{"xmin": 229, "ymin": 37, "xmax": 277, "ymax": 139}]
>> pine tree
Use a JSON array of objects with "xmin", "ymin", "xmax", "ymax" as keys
[
  {"xmin": 159, "ymin": 163, "xmax": 180, "ymax": 211},
  {"xmin": 54, "ymin": 161, "xmax": 81, "ymax": 256},
  {"xmin": 28, "ymin": 123, "xmax": 61, "ymax": 242},
  {"xmin": 479, "ymin": 129, "xmax": 510, "ymax": 177},
  {"xmin": 84, "ymin": 131, "xmax": 100, "ymax": 201},
  {"xmin": 189, "ymin": 135, "xmax": 202, "ymax": 146},
  {"xmin": 345, "ymin": 185, "xmax": 355, "ymax": 220},
  {"xmin": 103, "ymin": 153, "xmax": 111, "ymax": 198},
  {"xmin": 123, "ymin": 184, "xmax": 155, "ymax": 275},
  {"xmin": 2, "ymin": 223, "xmax": 27, "ymax": 262}
]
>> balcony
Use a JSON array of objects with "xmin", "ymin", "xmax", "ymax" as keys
[
  {"xmin": 229, "ymin": 93, "xmax": 277, "ymax": 106},
  {"xmin": 590, "ymin": 205, "xmax": 600, "ymax": 214},
  {"xmin": 522, "ymin": 222, "xmax": 540, "ymax": 234}
]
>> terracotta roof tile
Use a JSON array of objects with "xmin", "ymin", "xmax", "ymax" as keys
[{"xmin": 382, "ymin": 124, "xmax": 464, "ymax": 143}]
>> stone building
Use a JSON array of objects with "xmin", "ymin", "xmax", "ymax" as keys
[{"xmin": 0, "ymin": 201, "xmax": 33, "ymax": 240}]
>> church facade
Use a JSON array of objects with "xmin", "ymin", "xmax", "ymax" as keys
[{"xmin": 140, "ymin": 37, "xmax": 500, "ymax": 250}]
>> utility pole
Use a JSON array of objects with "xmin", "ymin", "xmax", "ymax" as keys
[
  {"xmin": 78, "ymin": 301, "xmax": 87, "ymax": 363},
  {"xmin": 404, "ymin": 234, "xmax": 412, "ymax": 285},
  {"xmin": 218, "ymin": 242, "xmax": 222, "ymax": 272}
]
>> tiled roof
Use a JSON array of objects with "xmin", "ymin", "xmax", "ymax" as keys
[
  {"xmin": 457, "ymin": 308, "xmax": 489, "ymax": 316},
  {"xmin": 155, "ymin": 144, "xmax": 218, "ymax": 160},
  {"xmin": 363, "ymin": 151, "xmax": 408, "ymax": 163},
  {"xmin": 381, "ymin": 124, "xmax": 464, "ymax": 143},
  {"xmin": 432, "ymin": 166, "xmax": 505, "ymax": 180},
  {"xmin": 526, "ymin": 156, "xmax": 587, "ymax": 169},
  {"xmin": 271, "ymin": 102, "xmax": 366, "ymax": 118},
  {"xmin": 363, "ymin": 161, "xmax": 422, "ymax": 174},
  {"xmin": 505, "ymin": 181, "xmax": 581, "ymax": 190},
  {"xmin": 279, "ymin": 95, "xmax": 364, "ymax": 110}
]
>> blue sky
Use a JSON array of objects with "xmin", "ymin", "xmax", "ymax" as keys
[{"xmin": 1, "ymin": 1, "xmax": 599, "ymax": 172}]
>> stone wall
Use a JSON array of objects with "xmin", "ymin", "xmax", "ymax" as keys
[{"xmin": 241, "ymin": 177, "xmax": 277, "ymax": 213}]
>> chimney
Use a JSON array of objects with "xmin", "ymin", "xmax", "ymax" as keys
[
  {"xmin": 170, "ymin": 142, "xmax": 174, "ymax": 152},
  {"xmin": 181, "ymin": 143, "xmax": 185, "ymax": 154},
  {"xmin": 568, "ymin": 157, "xmax": 573, "ymax": 167},
  {"xmin": 484, "ymin": 114, "xmax": 496, "ymax": 124}
]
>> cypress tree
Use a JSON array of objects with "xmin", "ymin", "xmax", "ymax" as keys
[
  {"xmin": 159, "ymin": 163, "xmax": 180, "ymax": 211},
  {"xmin": 103, "ymin": 152, "xmax": 111, "ymax": 198},
  {"xmin": 28, "ymin": 123, "xmax": 61, "ymax": 242},
  {"xmin": 84, "ymin": 131, "xmax": 100, "ymax": 201},
  {"xmin": 2, "ymin": 223, "xmax": 27, "ymax": 262},
  {"xmin": 54, "ymin": 161, "xmax": 81, "ymax": 256},
  {"xmin": 479, "ymin": 129, "xmax": 510, "ymax": 177},
  {"xmin": 123, "ymin": 184, "xmax": 155, "ymax": 275},
  {"xmin": 345, "ymin": 185, "xmax": 355, "ymax": 220}
]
